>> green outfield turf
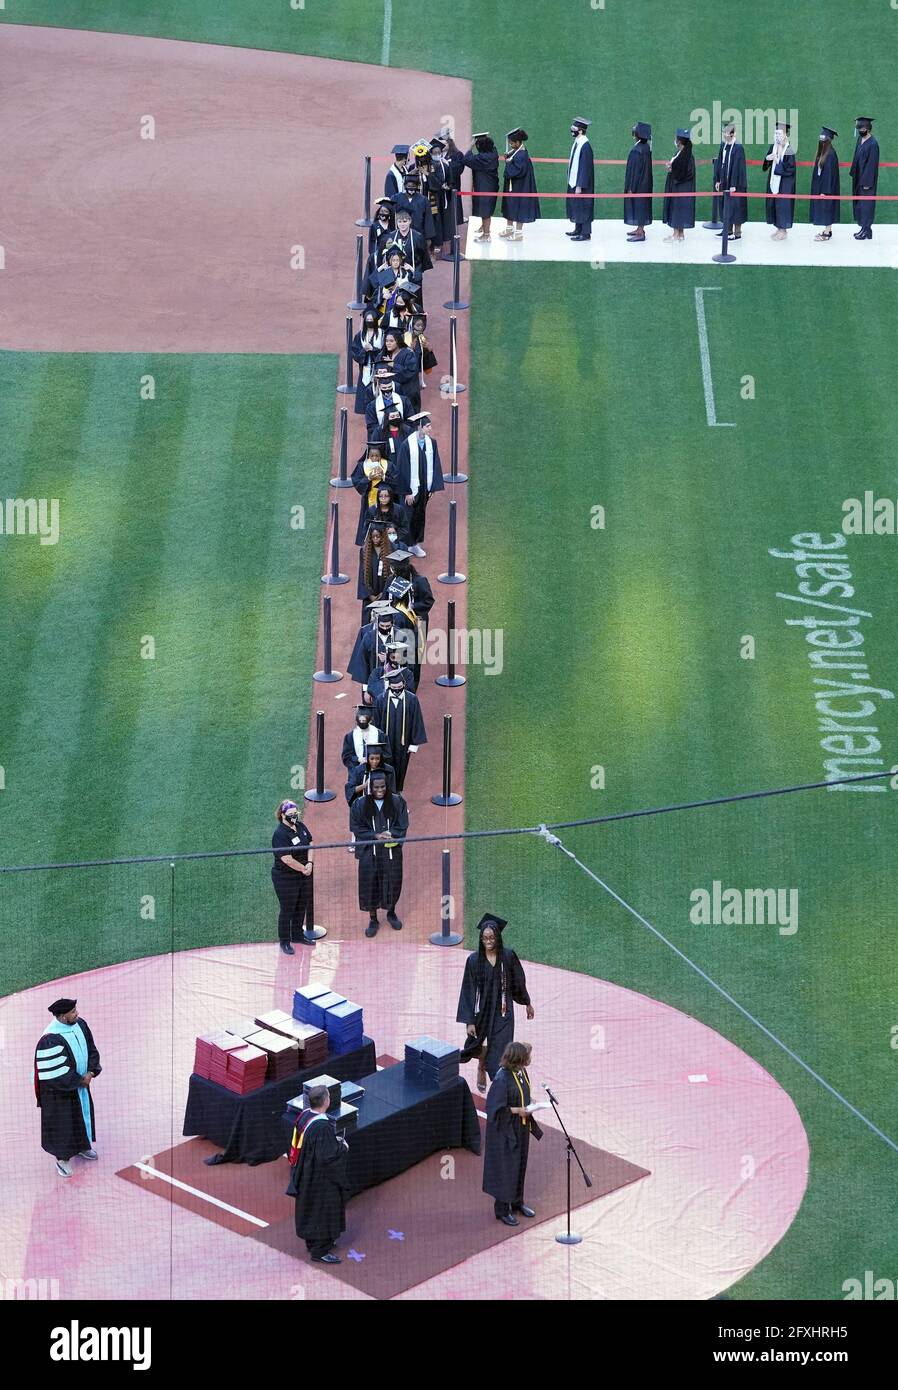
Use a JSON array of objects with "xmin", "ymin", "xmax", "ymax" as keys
[
  {"xmin": 0, "ymin": 351, "xmax": 334, "ymax": 986},
  {"xmin": 3, "ymin": 0, "xmax": 897, "ymax": 1301}
]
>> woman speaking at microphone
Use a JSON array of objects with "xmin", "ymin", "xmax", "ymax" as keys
[
  {"xmin": 483, "ymin": 1040, "xmax": 543, "ymax": 1226},
  {"xmin": 271, "ymin": 800, "xmax": 314, "ymax": 955}
]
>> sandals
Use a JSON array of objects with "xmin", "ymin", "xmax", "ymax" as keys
[
  {"xmin": 814, "ymin": 231, "xmax": 832, "ymax": 242},
  {"xmin": 477, "ymin": 1069, "xmax": 488, "ymax": 1093}
]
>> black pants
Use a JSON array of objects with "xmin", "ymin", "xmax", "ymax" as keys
[
  {"xmin": 306, "ymin": 1238, "xmax": 335, "ymax": 1259},
  {"xmin": 272, "ymin": 868, "xmax": 313, "ymax": 942}
]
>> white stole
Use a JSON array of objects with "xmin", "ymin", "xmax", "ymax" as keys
[
  {"xmin": 409, "ymin": 434, "xmax": 434, "ymax": 494},
  {"xmin": 568, "ymin": 135, "xmax": 586, "ymax": 189}
]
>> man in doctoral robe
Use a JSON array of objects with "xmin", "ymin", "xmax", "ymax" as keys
[
  {"xmin": 624, "ymin": 122, "xmax": 653, "ymax": 241},
  {"xmin": 395, "ymin": 411, "xmax": 445, "ymax": 558},
  {"xmin": 34, "ymin": 998, "xmax": 101, "ymax": 1179},
  {"xmin": 565, "ymin": 117, "xmax": 595, "ymax": 242},
  {"xmin": 714, "ymin": 121, "xmax": 747, "ymax": 239},
  {"xmin": 374, "ymin": 670, "xmax": 427, "ymax": 793},
  {"xmin": 287, "ymin": 1085, "xmax": 349, "ymax": 1264},
  {"xmin": 850, "ymin": 117, "xmax": 880, "ymax": 240},
  {"xmin": 349, "ymin": 769, "xmax": 409, "ymax": 936}
]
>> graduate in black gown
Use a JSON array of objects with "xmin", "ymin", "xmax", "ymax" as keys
[
  {"xmin": 340, "ymin": 705, "xmax": 384, "ymax": 771},
  {"xmin": 367, "ymin": 653, "xmax": 415, "ymax": 704},
  {"xmin": 662, "ymin": 129, "xmax": 696, "ymax": 241},
  {"xmin": 850, "ymin": 117, "xmax": 880, "ymax": 240},
  {"xmin": 364, "ymin": 481, "xmax": 409, "ymax": 548},
  {"xmin": 429, "ymin": 136, "xmax": 455, "ymax": 254},
  {"xmin": 383, "ymin": 546, "xmax": 434, "ymax": 688},
  {"xmin": 271, "ymin": 800, "xmax": 314, "ymax": 954},
  {"xmin": 384, "ymin": 143, "xmax": 410, "ymax": 199},
  {"xmin": 347, "ymin": 604, "xmax": 403, "ymax": 701},
  {"xmin": 456, "ymin": 914, "xmax": 534, "ymax": 1091},
  {"xmin": 34, "ymin": 998, "xmax": 102, "ymax": 1178},
  {"xmin": 357, "ymin": 516, "xmax": 396, "ymax": 618},
  {"xmin": 565, "ymin": 117, "xmax": 595, "ymax": 242},
  {"xmin": 404, "ymin": 311, "xmax": 437, "ymax": 401},
  {"xmin": 501, "ymin": 128, "xmax": 540, "ymax": 239},
  {"xmin": 390, "ymin": 206, "xmax": 433, "ymax": 280},
  {"xmin": 349, "ymin": 769, "xmax": 409, "ymax": 936},
  {"xmin": 444, "ymin": 135, "xmax": 467, "ymax": 235},
  {"xmin": 365, "ymin": 377, "xmax": 413, "ymax": 469},
  {"xmin": 378, "ymin": 327, "xmax": 420, "ymax": 409},
  {"xmin": 395, "ymin": 411, "xmax": 444, "ymax": 556},
  {"xmin": 624, "ymin": 122, "xmax": 653, "ymax": 242},
  {"xmin": 713, "ymin": 122, "xmax": 747, "ymax": 239},
  {"xmin": 763, "ymin": 122, "xmax": 796, "ymax": 238},
  {"xmin": 286, "ymin": 1085, "xmax": 349, "ymax": 1263},
  {"xmin": 483, "ymin": 1041, "xmax": 542, "ymax": 1226},
  {"xmin": 350, "ymin": 309, "xmax": 384, "ymax": 415},
  {"xmin": 368, "ymin": 196, "xmax": 395, "ymax": 258},
  {"xmin": 810, "ymin": 127, "xmax": 840, "ymax": 239},
  {"xmin": 393, "ymin": 172, "xmax": 436, "ymax": 242},
  {"xmin": 344, "ymin": 743, "xmax": 396, "ymax": 805},
  {"xmin": 464, "ymin": 133, "xmax": 500, "ymax": 241},
  {"xmin": 374, "ymin": 668, "xmax": 427, "ymax": 792},
  {"xmin": 352, "ymin": 437, "xmax": 398, "ymax": 545}
]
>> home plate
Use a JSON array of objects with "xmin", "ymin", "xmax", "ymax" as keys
[{"xmin": 464, "ymin": 220, "xmax": 898, "ymax": 269}]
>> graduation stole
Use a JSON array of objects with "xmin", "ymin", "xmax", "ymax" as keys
[
  {"xmin": 512, "ymin": 1068, "xmax": 530, "ymax": 1125},
  {"xmin": 384, "ymin": 691, "xmax": 408, "ymax": 746},
  {"xmin": 288, "ymin": 1110, "xmax": 327, "ymax": 1166},
  {"xmin": 409, "ymin": 434, "xmax": 434, "ymax": 497},
  {"xmin": 363, "ymin": 458, "xmax": 386, "ymax": 506}
]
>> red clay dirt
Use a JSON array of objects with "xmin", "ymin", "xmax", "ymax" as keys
[{"xmin": 1, "ymin": 24, "xmax": 472, "ymax": 943}]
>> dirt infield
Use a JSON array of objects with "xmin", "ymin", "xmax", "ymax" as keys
[{"xmin": 2, "ymin": 24, "xmax": 471, "ymax": 942}]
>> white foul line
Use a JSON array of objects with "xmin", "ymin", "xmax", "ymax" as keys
[
  {"xmin": 694, "ymin": 286, "xmax": 735, "ymax": 428},
  {"xmin": 134, "ymin": 1162, "xmax": 270, "ymax": 1227},
  {"xmin": 381, "ymin": 0, "xmax": 392, "ymax": 67}
]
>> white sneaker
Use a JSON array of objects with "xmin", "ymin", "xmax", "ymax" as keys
[
  {"xmin": 78, "ymin": 1148, "xmax": 98, "ymax": 1160},
  {"xmin": 411, "ymin": 544, "xmax": 426, "ymax": 558},
  {"xmin": 56, "ymin": 1159, "xmax": 73, "ymax": 1178}
]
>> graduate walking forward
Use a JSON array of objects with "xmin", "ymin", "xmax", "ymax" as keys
[
  {"xmin": 287, "ymin": 1086, "xmax": 350, "ymax": 1264},
  {"xmin": 349, "ymin": 769, "xmax": 409, "ymax": 937},
  {"xmin": 565, "ymin": 117, "xmax": 595, "ymax": 242},
  {"xmin": 483, "ymin": 1041, "xmax": 543, "ymax": 1226},
  {"xmin": 457, "ymin": 914, "xmax": 534, "ymax": 1093},
  {"xmin": 374, "ymin": 668, "xmax": 427, "ymax": 791},
  {"xmin": 34, "ymin": 998, "xmax": 101, "ymax": 1178}
]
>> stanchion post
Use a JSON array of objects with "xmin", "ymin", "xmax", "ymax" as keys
[
  {"xmin": 431, "ymin": 714, "xmax": 463, "ymax": 807},
  {"xmin": 712, "ymin": 189, "xmax": 737, "ymax": 264},
  {"xmin": 302, "ymin": 863, "xmax": 328, "ymax": 942},
  {"xmin": 347, "ymin": 235, "xmax": 365, "ymax": 310},
  {"xmin": 321, "ymin": 500, "xmax": 349, "ymax": 585},
  {"xmin": 438, "ymin": 499, "xmax": 466, "ymax": 585},
  {"xmin": 449, "ymin": 316, "xmax": 466, "ymax": 395},
  {"xmin": 304, "ymin": 710, "xmax": 337, "ymax": 802},
  {"xmin": 443, "ymin": 234, "xmax": 470, "ymax": 311},
  {"xmin": 330, "ymin": 407, "xmax": 354, "ymax": 489},
  {"xmin": 703, "ymin": 189, "xmax": 723, "ymax": 231},
  {"xmin": 429, "ymin": 847, "xmax": 463, "ymax": 946},
  {"xmin": 337, "ymin": 316, "xmax": 355, "ymax": 394},
  {"xmin": 313, "ymin": 596, "xmax": 343, "ymax": 682},
  {"xmin": 436, "ymin": 599, "xmax": 466, "ymax": 687},
  {"xmin": 445, "ymin": 400, "xmax": 467, "ymax": 485},
  {"xmin": 354, "ymin": 155, "xmax": 373, "ymax": 228}
]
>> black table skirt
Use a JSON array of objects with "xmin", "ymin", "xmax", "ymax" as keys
[
  {"xmin": 284, "ymin": 1063, "xmax": 481, "ymax": 1199},
  {"xmin": 183, "ymin": 1038, "xmax": 377, "ymax": 1165}
]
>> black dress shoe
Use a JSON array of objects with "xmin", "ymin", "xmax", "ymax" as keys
[
  {"xmin": 496, "ymin": 1213, "xmax": 519, "ymax": 1227},
  {"xmin": 515, "ymin": 1204, "xmax": 536, "ymax": 1218},
  {"xmin": 312, "ymin": 1252, "xmax": 341, "ymax": 1264},
  {"xmin": 570, "ymin": 234, "xmax": 587, "ymax": 242},
  {"xmin": 365, "ymin": 918, "xmax": 379, "ymax": 938},
  {"xmin": 627, "ymin": 235, "xmax": 646, "ymax": 242},
  {"xmin": 279, "ymin": 941, "xmax": 295, "ymax": 955},
  {"xmin": 386, "ymin": 910, "xmax": 403, "ymax": 931},
  {"xmin": 854, "ymin": 229, "xmax": 870, "ymax": 240},
  {"xmin": 565, "ymin": 230, "xmax": 578, "ymax": 236}
]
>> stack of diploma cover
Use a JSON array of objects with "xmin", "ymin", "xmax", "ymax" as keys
[
  {"xmin": 324, "ymin": 1000, "xmax": 364, "ymax": 1054},
  {"xmin": 292, "ymin": 984, "xmax": 332, "ymax": 1023},
  {"xmin": 404, "ymin": 1036, "xmax": 460, "ymax": 1089}
]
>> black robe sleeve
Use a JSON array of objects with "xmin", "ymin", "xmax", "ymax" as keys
[
  {"xmin": 456, "ymin": 952, "xmax": 479, "ymax": 1024},
  {"xmin": 507, "ymin": 950, "xmax": 531, "ymax": 1007},
  {"xmin": 411, "ymin": 573, "xmax": 435, "ymax": 617}
]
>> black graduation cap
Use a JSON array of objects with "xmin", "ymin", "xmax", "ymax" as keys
[
  {"xmin": 477, "ymin": 913, "xmax": 508, "ymax": 934},
  {"xmin": 391, "ymin": 144, "xmax": 410, "ymax": 156},
  {"xmin": 819, "ymin": 126, "xmax": 838, "ymax": 140},
  {"xmin": 355, "ymin": 704, "xmax": 375, "ymax": 716},
  {"xmin": 633, "ymin": 122, "xmax": 652, "ymax": 140},
  {"xmin": 388, "ymin": 546, "xmax": 413, "ymax": 562},
  {"xmin": 675, "ymin": 127, "xmax": 692, "ymax": 141},
  {"xmin": 365, "ymin": 742, "xmax": 389, "ymax": 757},
  {"xmin": 374, "ymin": 196, "xmax": 395, "ymax": 209},
  {"xmin": 386, "ymin": 669, "xmax": 407, "ymax": 685},
  {"xmin": 409, "ymin": 411, "xmax": 432, "ymax": 427},
  {"xmin": 365, "ymin": 516, "xmax": 390, "ymax": 537},
  {"xmin": 374, "ymin": 268, "xmax": 398, "ymax": 289},
  {"xmin": 506, "ymin": 127, "xmax": 528, "ymax": 143},
  {"xmin": 430, "ymin": 135, "xmax": 447, "ymax": 149},
  {"xmin": 856, "ymin": 117, "xmax": 874, "ymax": 127},
  {"xmin": 48, "ymin": 997, "xmax": 77, "ymax": 1015},
  {"xmin": 472, "ymin": 131, "xmax": 491, "ymax": 140},
  {"xmin": 572, "ymin": 117, "xmax": 592, "ymax": 130},
  {"xmin": 403, "ymin": 172, "xmax": 421, "ymax": 186},
  {"xmin": 775, "ymin": 122, "xmax": 791, "ymax": 133},
  {"xmin": 410, "ymin": 310, "xmax": 427, "ymax": 327}
]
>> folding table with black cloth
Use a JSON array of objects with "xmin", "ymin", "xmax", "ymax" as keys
[{"xmin": 183, "ymin": 1038, "xmax": 376, "ymax": 1165}]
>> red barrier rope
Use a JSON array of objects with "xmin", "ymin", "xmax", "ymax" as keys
[
  {"xmin": 371, "ymin": 153, "xmax": 897, "ymax": 169},
  {"xmin": 455, "ymin": 189, "xmax": 898, "ymax": 200}
]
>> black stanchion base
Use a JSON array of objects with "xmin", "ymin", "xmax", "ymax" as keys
[
  {"xmin": 321, "ymin": 572, "xmax": 350, "ymax": 585},
  {"xmin": 439, "ymin": 251, "xmax": 466, "ymax": 263},
  {"xmin": 313, "ymin": 670, "xmax": 343, "ymax": 682},
  {"xmin": 555, "ymin": 1231, "xmax": 583, "ymax": 1246},
  {"xmin": 445, "ymin": 473, "xmax": 468, "ymax": 485},
  {"xmin": 712, "ymin": 252, "xmax": 737, "ymax": 264},
  {"xmin": 431, "ymin": 792, "xmax": 462, "ymax": 807},
  {"xmin": 429, "ymin": 930, "xmax": 463, "ymax": 946},
  {"xmin": 443, "ymin": 299, "xmax": 471, "ymax": 311},
  {"xmin": 346, "ymin": 299, "xmax": 365, "ymax": 311},
  {"xmin": 438, "ymin": 571, "xmax": 466, "ymax": 585},
  {"xmin": 329, "ymin": 477, "xmax": 355, "ymax": 490},
  {"xmin": 354, "ymin": 217, "xmax": 374, "ymax": 229},
  {"xmin": 303, "ymin": 925, "xmax": 328, "ymax": 942},
  {"xmin": 336, "ymin": 384, "xmax": 355, "ymax": 395},
  {"xmin": 450, "ymin": 382, "xmax": 467, "ymax": 394},
  {"xmin": 435, "ymin": 673, "xmax": 466, "ymax": 687},
  {"xmin": 304, "ymin": 789, "xmax": 337, "ymax": 803},
  {"xmin": 703, "ymin": 221, "xmax": 723, "ymax": 230}
]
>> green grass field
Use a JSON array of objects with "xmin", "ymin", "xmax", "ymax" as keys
[{"xmin": 2, "ymin": 0, "xmax": 897, "ymax": 1300}]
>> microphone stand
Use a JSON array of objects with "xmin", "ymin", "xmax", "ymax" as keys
[{"xmin": 545, "ymin": 1086, "xmax": 592, "ymax": 1245}]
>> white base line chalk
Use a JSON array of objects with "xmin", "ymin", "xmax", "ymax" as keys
[
  {"xmin": 134, "ymin": 1162, "xmax": 270, "ymax": 1227},
  {"xmin": 694, "ymin": 286, "xmax": 735, "ymax": 428}
]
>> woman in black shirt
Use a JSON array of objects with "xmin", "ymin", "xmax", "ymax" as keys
[{"xmin": 271, "ymin": 800, "xmax": 314, "ymax": 955}]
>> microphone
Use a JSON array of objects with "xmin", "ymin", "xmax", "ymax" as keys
[{"xmin": 543, "ymin": 1083, "xmax": 558, "ymax": 1104}]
